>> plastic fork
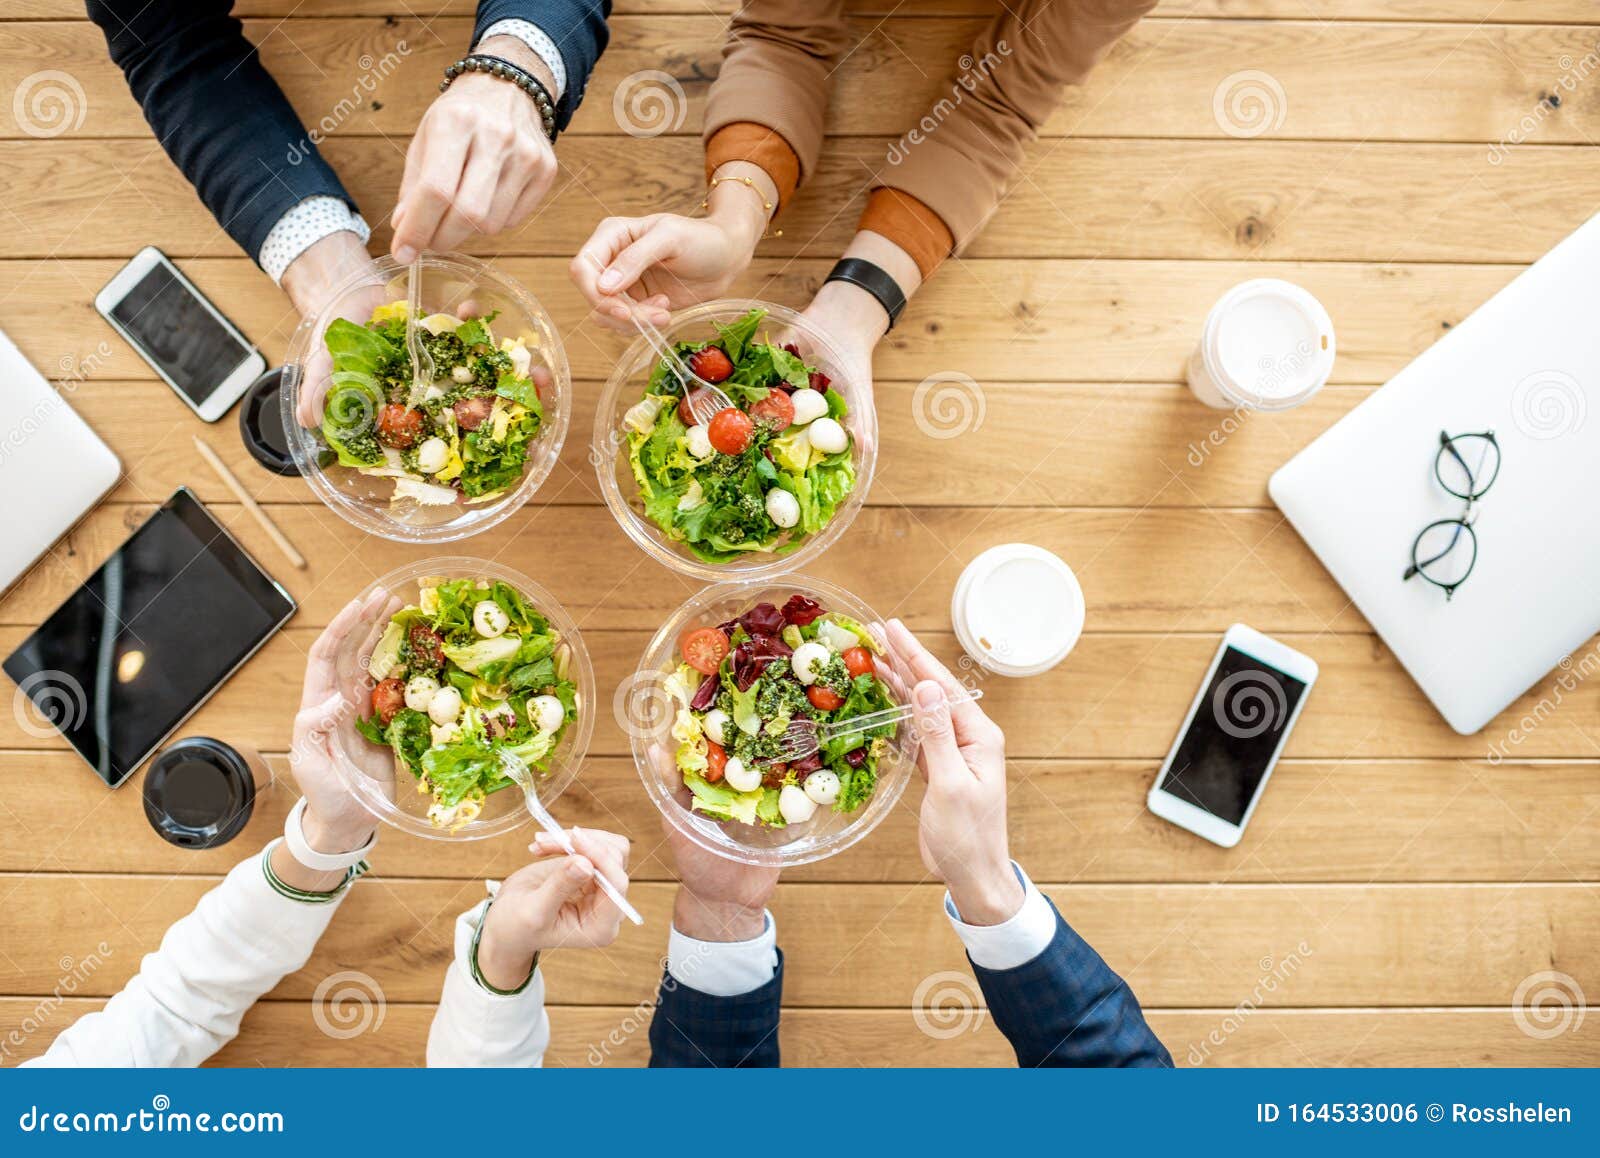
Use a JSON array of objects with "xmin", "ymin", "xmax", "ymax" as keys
[
  {"xmin": 622, "ymin": 305, "xmax": 734, "ymax": 426},
  {"xmin": 402, "ymin": 256, "xmax": 436, "ymax": 407},
  {"xmin": 497, "ymin": 749, "xmax": 644, "ymax": 926},
  {"xmin": 774, "ymin": 688, "xmax": 985, "ymax": 763}
]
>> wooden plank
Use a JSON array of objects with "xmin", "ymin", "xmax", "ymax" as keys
[
  {"xmin": 6, "ymin": 626, "xmax": 1598, "ymax": 760},
  {"xmin": 7, "ymin": 137, "xmax": 1596, "ymax": 264},
  {"xmin": 3, "ymin": 751, "xmax": 1596, "ymax": 885},
  {"xmin": 0, "ymin": 256, "xmax": 1520, "ymax": 385},
  {"xmin": 0, "ymin": 875, "xmax": 1592, "ymax": 1007},
  {"xmin": 0, "ymin": 503, "xmax": 1363, "ymax": 634},
  {"xmin": 53, "ymin": 380, "xmax": 1369, "ymax": 512},
  {"xmin": 3, "ymin": 19, "xmax": 1596, "ymax": 143},
  {"xmin": 3, "ymin": 1000, "xmax": 1595, "ymax": 1068}
]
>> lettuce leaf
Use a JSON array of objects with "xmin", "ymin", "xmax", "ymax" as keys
[{"xmin": 685, "ymin": 772, "xmax": 760, "ymax": 825}]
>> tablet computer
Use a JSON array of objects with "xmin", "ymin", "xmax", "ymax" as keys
[{"xmin": 4, "ymin": 488, "xmax": 296, "ymax": 787}]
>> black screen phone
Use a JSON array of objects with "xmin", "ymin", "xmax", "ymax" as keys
[{"xmin": 4, "ymin": 489, "xmax": 295, "ymax": 787}]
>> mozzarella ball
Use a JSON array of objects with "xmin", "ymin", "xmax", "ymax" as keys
[
  {"xmin": 702, "ymin": 708, "xmax": 730, "ymax": 746},
  {"xmin": 803, "ymin": 769, "xmax": 841, "ymax": 806},
  {"xmin": 790, "ymin": 641, "xmax": 831, "ymax": 685},
  {"xmin": 779, "ymin": 783, "xmax": 818, "ymax": 824},
  {"xmin": 473, "ymin": 600, "xmax": 510, "ymax": 638},
  {"xmin": 417, "ymin": 436, "xmax": 450, "ymax": 474},
  {"xmin": 450, "ymin": 364, "xmax": 475, "ymax": 384},
  {"xmin": 530, "ymin": 694, "xmax": 566, "ymax": 734},
  {"xmin": 724, "ymin": 756, "xmax": 762, "ymax": 793},
  {"xmin": 765, "ymin": 488, "xmax": 800, "ymax": 529},
  {"xmin": 427, "ymin": 685, "xmax": 463, "ymax": 726},
  {"xmin": 807, "ymin": 416, "xmax": 849, "ymax": 454},
  {"xmin": 403, "ymin": 675, "xmax": 440, "ymax": 713},
  {"xmin": 685, "ymin": 424, "xmax": 714, "ymax": 460},
  {"xmin": 789, "ymin": 387, "xmax": 828, "ymax": 425}
]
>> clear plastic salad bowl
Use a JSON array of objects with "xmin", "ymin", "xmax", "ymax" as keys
[
  {"xmin": 327, "ymin": 557, "xmax": 595, "ymax": 841},
  {"xmin": 281, "ymin": 253, "xmax": 571, "ymax": 544},
  {"xmin": 630, "ymin": 575, "xmax": 916, "ymax": 867},
  {"xmin": 593, "ymin": 300, "xmax": 878, "ymax": 581}
]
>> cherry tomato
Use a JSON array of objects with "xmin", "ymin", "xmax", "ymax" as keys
[
  {"xmin": 376, "ymin": 404, "xmax": 425, "ymax": 449},
  {"xmin": 681, "ymin": 627, "xmax": 730, "ymax": 675},
  {"xmin": 371, "ymin": 677, "xmax": 405, "ymax": 724},
  {"xmin": 842, "ymin": 647, "xmax": 875, "ymax": 679},
  {"xmin": 408, "ymin": 624, "xmax": 445, "ymax": 670},
  {"xmin": 806, "ymin": 684, "xmax": 845, "ymax": 711},
  {"xmin": 677, "ymin": 388, "xmax": 714, "ymax": 427},
  {"xmin": 708, "ymin": 408, "xmax": 755, "ymax": 455},
  {"xmin": 689, "ymin": 346, "xmax": 734, "ymax": 383},
  {"xmin": 704, "ymin": 740, "xmax": 728, "ymax": 783},
  {"xmin": 749, "ymin": 389, "xmax": 795, "ymax": 431}
]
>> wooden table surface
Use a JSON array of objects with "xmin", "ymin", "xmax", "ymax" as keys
[{"xmin": 2, "ymin": 0, "xmax": 1598, "ymax": 1068}]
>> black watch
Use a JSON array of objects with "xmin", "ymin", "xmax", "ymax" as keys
[{"xmin": 824, "ymin": 258, "xmax": 908, "ymax": 330}]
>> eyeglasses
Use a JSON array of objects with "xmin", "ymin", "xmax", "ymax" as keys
[{"xmin": 1403, "ymin": 429, "xmax": 1500, "ymax": 601}]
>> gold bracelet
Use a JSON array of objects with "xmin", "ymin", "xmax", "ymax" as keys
[{"xmin": 701, "ymin": 175, "xmax": 783, "ymax": 239}]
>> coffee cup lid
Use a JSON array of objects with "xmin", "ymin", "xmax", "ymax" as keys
[
  {"xmin": 952, "ymin": 544, "xmax": 1085, "ymax": 677},
  {"xmin": 239, "ymin": 367, "xmax": 303, "ymax": 476},
  {"xmin": 143, "ymin": 737, "xmax": 256, "ymax": 850}
]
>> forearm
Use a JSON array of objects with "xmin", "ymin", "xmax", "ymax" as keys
[
  {"xmin": 473, "ymin": 0, "xmax": 611, "ymax": 130},
  {"xmin": 427, "ymin": 900, "xmax": 550, "ymax": 1067}
]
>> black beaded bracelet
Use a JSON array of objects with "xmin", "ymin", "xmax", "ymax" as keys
[
  {"xmin": 824, "ymin": 257, "xmax": 908, "ymax": 330},
  {"xmin": 441, "ymin": 53, "xmax": 558, "ymax": 142}
]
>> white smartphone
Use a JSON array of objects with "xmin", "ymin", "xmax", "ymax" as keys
[
  {"xmin": 1147, "ymin": 624, "xmax": 1317, "ymax": 847},
  {"xmin": 95, "ymin": 246, "xmax": 266, "ymax": 422}
]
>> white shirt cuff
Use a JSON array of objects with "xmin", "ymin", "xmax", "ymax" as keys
[
  {"xmin": 944, "ymin": 862, "xmax": 1058, "ymax": 971},
  {"xmin": 478, "ymin": 19, "xmax": 567, "ymax": 100},
  {"xmin": 667, "ymin": 911, "xmax": 779, "ymax": 997},
  {"xmin": 258, "ymin": 195, "xmax": 371, "ymax": 285}
]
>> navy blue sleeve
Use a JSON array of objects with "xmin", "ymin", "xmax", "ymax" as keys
[
  {"xmin": 971, "ymin": 902, "xmax": 1173, "ymax": 1068},
  {"xmin": 647, "ymin": 950, "xmax": 782, "ymax": 1068},
  {"xmin": 473, "ymin": 1, "xmax": 611, "ymax": 132},
  {"xmin": 86, "ymin": 0, "xmax": 356, "ymax": 265}
]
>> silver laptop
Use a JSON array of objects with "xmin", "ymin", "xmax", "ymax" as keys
[{"xmin": 0, "ymin": 329, "xmax": 121, "ymax": 594}]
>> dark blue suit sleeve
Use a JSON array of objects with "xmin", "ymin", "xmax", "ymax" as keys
[
  {"xmin": 86, "ymin": 0, "xmax": 356, "ymax": 265},
  {"xmin": 971, "ymin": 901, "xmax": 1173, "ymax": 1068},
  {"xmin": 647, "ymin": 950, "xmax": 782, "ymax": 1067},
  {"xmin": 473, "ymin": 1, "xmax": 611, "ymax": 131}
]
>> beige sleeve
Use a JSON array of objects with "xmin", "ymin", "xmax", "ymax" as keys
[
  {"xmin": 878, "ymin": 0, "xmax": 1158, "ymax": 256},
  {"xmin": 702, "ymin": 0, "xmax": 851, "ymax": 187}
]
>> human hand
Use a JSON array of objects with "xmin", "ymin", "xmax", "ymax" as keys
[
  {"xmin": 282, "ymin": 234, "xmax": 386, "ymax": 427},
  {"xmin": 390, "ymin": 37, "xmax": 558, "ymax": 264},
  {"xmin": 571, "ymin": 212, "xmax": 761, "ymax": 332},
  {"xmin": 885, "ymin": 619, "xmax": 1023, "ymax": 926},
  {"xmin": 655, "ymin": 774, "xmax": 779, "ymax": 942},
  {"xmin": 478, "ymin": 828, "xmax": 633, "ymax": 989}
]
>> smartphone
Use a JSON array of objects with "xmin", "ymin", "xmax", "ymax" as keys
[
  {"xmin": 95, "ymin": 246, "xmax": 266, "ymax": 422},
  {"xmin": 1147, "ymin": 624, "xmax": 1317, "ymax": 847}
]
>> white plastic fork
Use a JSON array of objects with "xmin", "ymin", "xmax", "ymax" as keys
[
  {"xmin": 623, "ymin": 305, "xmax": 734, "ymax": 426},
  {"xmin": 497, "ymin": 749, "xmax": 644, "ymax": 926},
  {"xmin": 402, "ymin": 256, "xmax": 436, "ymax": 408},
  {"xmin": 775, "ymin": 688, "xmax": 985, "ymax": 763}
]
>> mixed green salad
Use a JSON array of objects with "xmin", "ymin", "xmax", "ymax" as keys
[
  {"xmin": 664, "ymin": 595, "xmax": 896, "ymax": 829},
  {"xmin": 319, "ymin": 301, "xmax": 546, "ymax": 507},
  {"xmin": 622, "ymin": 308, "xmax": 855, "ymax": 563},
  {"xmin": 356, "ymin": 576, "xmax": 579, "ymax": 831}
]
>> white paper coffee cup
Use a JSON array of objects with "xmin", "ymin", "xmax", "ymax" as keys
[
  {"xmin": 951, "ymin": 544, "xmax": 1084, "ymax": 678},
  {"xmin": 1186, "ymin": 278, "xmax": 1336, "ymax": 411}
]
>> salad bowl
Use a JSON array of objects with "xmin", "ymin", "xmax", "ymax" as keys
[
  {"xmin": 327, "ymin": 557, "xmax": 594, "ymax": 841},
  {"xmin": 629, "ymin": 575, "xmax": 917, "ymax": 867},
  {"xmin": 282, "ymin": 253, "xmax": 572, "ymax": 544},
  {"xmin": 593, "ymin": 300, "xmax": 877, "ymax": 581}
]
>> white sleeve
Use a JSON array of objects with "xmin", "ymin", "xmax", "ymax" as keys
[
  {"xmin": 943, "ymin": 862, "xmax": 1058, "ymax": 971},
  {"xmin": 258, "ymin": 196, "xmax": 371, "ymax": 284},
  {"xmin": 666, "ymin": 912, "xmax": 779, "ymax": 996},
  {"xmin": 22, "ymin": 851, "xmax": 349, "ymax": 1068},
  {"xmin": 477, "ymin": 19, "xmax": 567, "ymax": 99},
  {"xmin": 426, "ymin": 900, "xmax": 550, "ymax": 1068}
]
